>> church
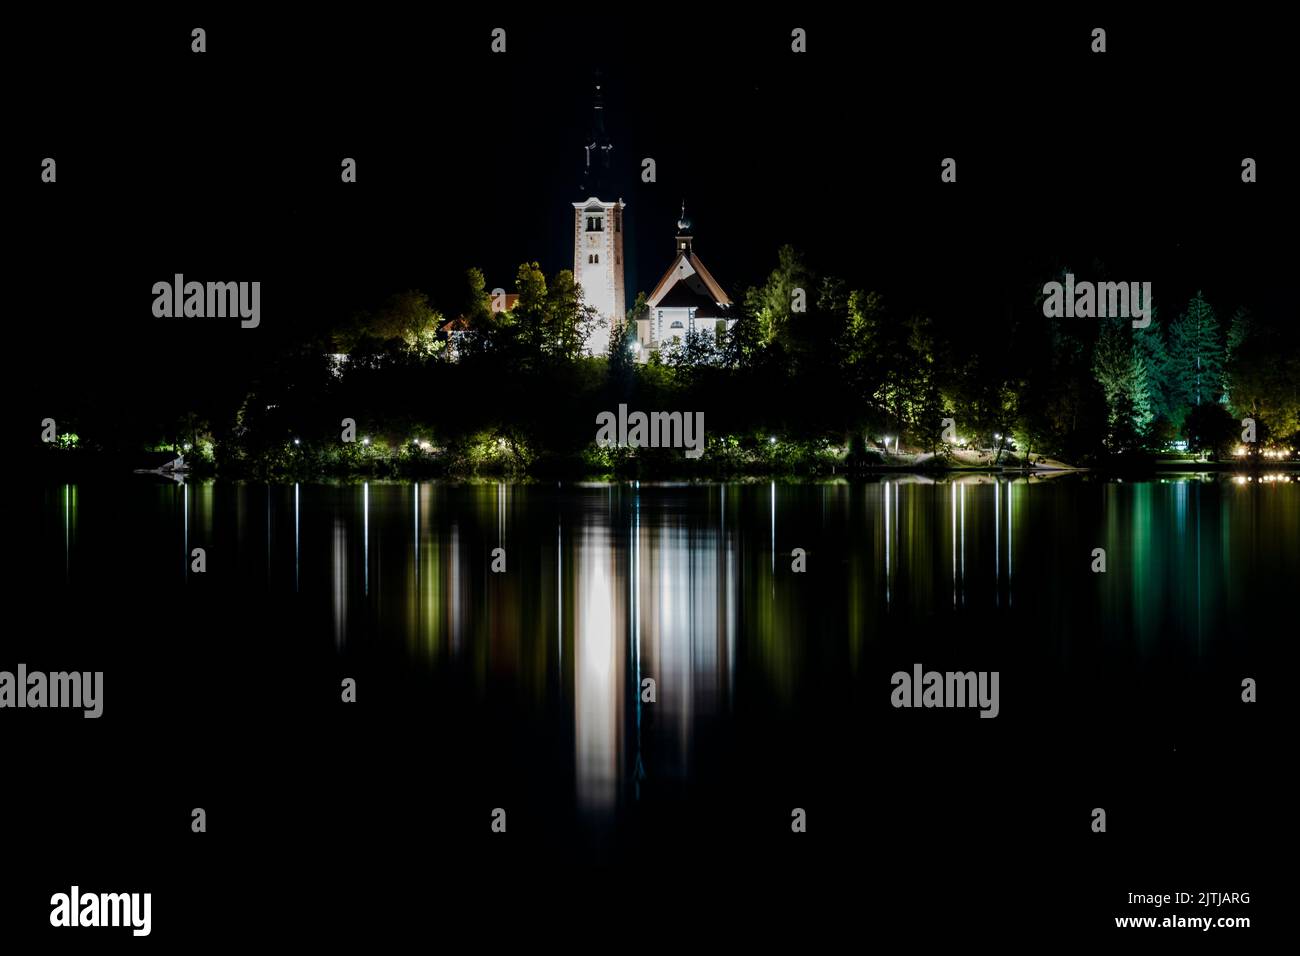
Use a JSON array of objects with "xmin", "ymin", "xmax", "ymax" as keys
[
  {"xmin": 637, "ymin": 203, "xmax": 734, "ymax": 358},
  {"xmin": 573, "ymin": 80, "xmax": 734, "ymax": 362}
]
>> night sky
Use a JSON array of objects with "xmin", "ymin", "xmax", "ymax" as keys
[
  {"xmin": 12, "ymin": 9, "xmax": 1293, "ymax": 411},
  {"xmin": 6, "ymin": 10, "xmax": 1294, "ymax": 943}
]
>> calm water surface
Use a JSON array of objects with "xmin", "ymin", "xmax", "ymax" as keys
[{"xmin": 33, "ymin": 474, "xmax": 1296, "ymax": 859}]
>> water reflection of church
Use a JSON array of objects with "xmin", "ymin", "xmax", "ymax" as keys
[{"xmin": 572, "ymin": 486, "xmax": 738, "ymax": 812}]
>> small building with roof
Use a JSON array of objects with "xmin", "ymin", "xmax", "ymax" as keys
[{"xmin": 634, "ymin": 203, "xmax": 734, "ymax": 361}]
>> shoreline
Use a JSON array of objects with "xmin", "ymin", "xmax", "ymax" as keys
[{"xmin": 31, "ymin": 453, "xmax": 1299, "ymax": 484}]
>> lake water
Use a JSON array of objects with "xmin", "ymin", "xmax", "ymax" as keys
[{"xmin": 21, "ymin": 474, "xmax": 1294, "ymax": 929}]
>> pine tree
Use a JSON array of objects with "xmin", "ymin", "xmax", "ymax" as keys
[
  {"xmin": 1132, "ymin": 305, "xmax": 1172, "ymax": 423},
  {"xmin": 1093, "ymin": 316, "xmax": 1153, "ymax": 447},
  {"xmin": 745, "ymin": 245, "xmax": 813, "ymax": 347},
  {"xmin": 1168, "ymin": 292, "xmax": 1224, "ymax": 411}
]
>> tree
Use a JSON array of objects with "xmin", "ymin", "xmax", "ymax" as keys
[
  {"xmin": 1184, "ymin": 401, "xmax": 1237, "ymax": 459},
  {"xmin": 335, "ymin": 290, "xmax": 444, "ymax": 357},
  {"xmin": 606, "ymin": 301, "xmax": 640, "ymax": 385},
  {"xmin": 512, "ymin": 262, "xmax": 549, "ymax": 356},
  {"xmin": 840, "ymin": 289, "xmax": 887, "ymax": 406},
  {"xmin": 745, "ymin": 244, "xmax": 814, "ymax": 348},
  {"xmin": 454, "ymin": 267, "xmax": 503, "ymax": 357},
  {"xmin": 903, "ymin": 314, "xmax": 947, "ymax": 450},
  {"xmin": 719, "ymin": 301, "xmax": 762, "ymax": 370},
  {"xmin": 545, "ymin": 268, "xmax": 597, "ymax": 360},
  {"xmin": 1167, "ymin": 292, "xmax": 1224, "ymax": 412},
  {"xmin": 666, "ymin": 327, "xmax": 719, "ymax": 379},
  {"xmin": 1093, "ymin": 316, "xmax": 1154, "ymax": 448},
  {"xmin": 1224, "ymin": 305, "xmax": 1300, "ymax": 441},
  {"xmin": 1132, "ymin": 306, "xmax": 1175, "ymax": 426}
]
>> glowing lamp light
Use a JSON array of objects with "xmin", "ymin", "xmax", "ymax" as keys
[
  {"xmin": 293, "ymin": 439, "xmax": 300, "ymax": 446},
  {"xmin": 769, "ymin": 436, "xmax": 777, "ymax": 445},
  {"xmin": 362, "ymin": 437, "xmax": 370, "ymax": 446}
]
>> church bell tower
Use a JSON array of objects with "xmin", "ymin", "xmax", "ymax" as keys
[{"xmin": 572, "ymin": 74, "xmax": 625, "ymax": 356}]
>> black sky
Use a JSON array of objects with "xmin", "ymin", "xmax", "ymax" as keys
[{"xmin": 11, "ymin": 9, "xmax": 1295, "ymax": 403}]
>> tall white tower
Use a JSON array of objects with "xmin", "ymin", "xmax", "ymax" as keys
[{"xmin": 572, "ymin": 77, "xmax": 624, "ymax": 356}]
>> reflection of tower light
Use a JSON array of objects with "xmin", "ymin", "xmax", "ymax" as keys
[
  {"xmin": 450, "ymin": 522, "xmax": 463, "ymax": 655},
  {"xmin": 332, "ymin": 517, "xmax": 348, "ymax": 649},
  {"xmin": 884, "ymin": 481, "xmax": 891, "ymax": 607},
  {"xmin": 637, "ymin": 507, "xmax": 730, "ymax": 778},
  {"xmin": 65, "ymin": 484, "xmax": 74, "ymax": 579},
  {"xmin": 575, "ymin": 524, "xmax": 620, "ymax": 813},
  {"xmin": 497, "ymin": 482, "xmax": 505, "ymax": 546},
  {"xmin": 770, "ymin": 481, "xmax": 776, "ymax": 578},
  {"xmin": 960, "ymin": 483, "xmax": 966, "ymax": 608},
  {"xmin": 995, "ymin": 480, "xmax": 1000, "ymax": 606},
  {"xmin": 724, "ymin": 485, "xmax": 735, "ymax": 701},
  {"xmin": 556, "ymin": 514, "xmax": 563, "ymax": 678},
  {"xmin": 1007, "ymin": 480, "xmax": 1013, "ymax": 606},
  {"xmin": 631, "ymin": 489, "xmax": 644, "ymax": 794},
  {"xmin": 951, "ymin": 482, "xmax": 957, "ymax": 608}
]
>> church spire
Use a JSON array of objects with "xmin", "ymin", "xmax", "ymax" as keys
[
  {"xmin": 581, "ymin": 71, "xmax": 614, "ymax": 196},
  {"xmin": 591, "ymin": 70, "xmax": 607, "ymax": 136},
  {"xmin": 676, "ymin": 200, "xmax": 694, "ymax": 254}
]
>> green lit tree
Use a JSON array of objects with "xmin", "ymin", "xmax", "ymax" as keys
[
  {"xmin": 545, "ymin": 268, "xmax": 597, "ymax": 360},
  {"xmin": 719, "ymin": 300, "xmax": 762, "ymax": 370},
  {"xmin": 745, "ymin": 245, "xmax": 814, "ymax": 348},
  {"xmin": 1093, "ymin": 316, "xmax": 1154, "ymax": 448},
  {"xmin": 1167, "ymin": 291, "xmax": 1224, "ymax": 412},
  {"xmin": 335, "ymin": 290, "xmax": 444, "ymax": 357},
  {"xmin": 512, "ymin": 261, "xmax": 549, "ymax": 356},
  {"xmin": 1224, "ymin": 305, "xmax": 1300, "ymax": 441}
]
